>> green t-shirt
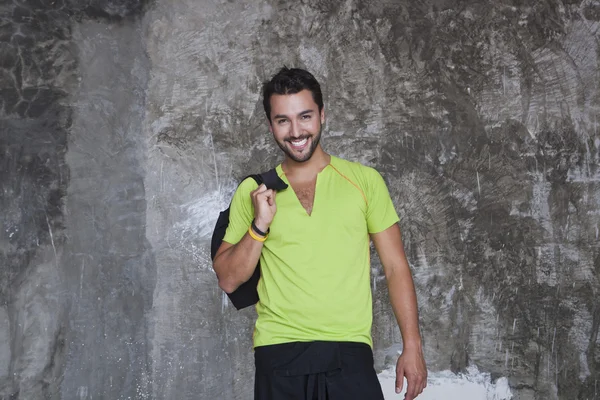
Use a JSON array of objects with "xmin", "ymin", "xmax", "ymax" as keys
[{"xmin": 223, "ymin": 155, "xmax": 399, "ymax": 348}]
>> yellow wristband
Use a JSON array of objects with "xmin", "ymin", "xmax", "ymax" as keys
[{"xmin": 248, "ymin": 226, "xmax": 267, "ymax": 242}]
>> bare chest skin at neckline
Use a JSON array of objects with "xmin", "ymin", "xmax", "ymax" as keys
[{"xmin": 287, "ymin": 177, "xmax": 317, "ymax": 216}]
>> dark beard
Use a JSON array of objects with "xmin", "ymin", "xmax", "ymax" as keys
[{"xmin": 276, "ymin": 128, "xmax": 322, "ymax": 163}]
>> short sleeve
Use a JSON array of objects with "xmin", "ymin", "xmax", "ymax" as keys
[
  {"xmin": 365, "ymin": 168, "xmax": 400, "ymax": 234},
  {"xmin": 222, "ymin": 178, "xmax": 258, "ymax": 245}
]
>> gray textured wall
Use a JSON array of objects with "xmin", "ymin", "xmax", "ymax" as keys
[{"xmin": 1, "ymin": 0, "xmax": 599, "ymax": 399}]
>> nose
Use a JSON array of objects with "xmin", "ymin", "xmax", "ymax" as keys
[{"xmin": 290, "ymin": 119, "xmax": 301, "ymax": 138}]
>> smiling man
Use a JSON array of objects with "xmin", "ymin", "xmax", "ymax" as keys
[{"xmin": 212, "ymin": 67, "xmax": 427, "ymax": 400}]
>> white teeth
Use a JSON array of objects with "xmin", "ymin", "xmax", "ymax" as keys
[{"xmin": 291, "ymin": 138, "xmax": 308, "ymax": 146}]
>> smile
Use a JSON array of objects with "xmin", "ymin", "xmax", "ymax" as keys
[{"xmin": 289, "ymin": 138, "xmax": 309, "ymax": 149}]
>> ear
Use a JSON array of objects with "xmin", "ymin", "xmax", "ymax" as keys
[
  {"xmin": 268, "ymin": 120, "xmax": 273, "ymax": 133},
  {"xmin": 320, "ymin": 108, "xmax": 325, "ymax": 125}
]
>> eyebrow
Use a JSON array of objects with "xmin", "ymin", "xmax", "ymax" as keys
[{"xmin": 272, "ymin": 109, "xmax": 314, "ymax": 120}]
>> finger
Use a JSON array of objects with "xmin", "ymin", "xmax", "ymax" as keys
[
  {"xmin": 254, "ymin": 188, "xmax": 272, "ymax": 203},
  {"xmin": 415, "ymin": 380, "xmax": 423, "ymax": 397},
  {"xmin": 254, "ymin": 184, "xmax": 267, "ymax": 194},
  {"xmin": 256, "ymin": 190, "xmax": 275, "ymax": 207},
  {"xmin": 416, "ymin": 377, "xmax": 425, "ymax": 398},
  {"xmin": 405, "ymin": 376, "xmax": 417, "ymax": 400},
  {"xmin": 414, "ymin": 381, "xmax": 423, "ymax": 399},
  {"xmin": 250, "ymin": 186, "xmax": 262, "ymax": 199},
  {"xmin": 413, "ymin": 377, "xmax": 425, "ymax": 399},
  {"xmin": 267, "ymin": 190, "xmax": 276, "ymax": 206},
  {"xmin": 404, "ymin": 381, "xmax": 414, "ymax": 400},
  {"xmin": 396, "ymin": 367, "xmax": 404, "ymax": 394}
]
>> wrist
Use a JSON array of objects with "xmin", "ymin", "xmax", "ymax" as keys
[
  {"xmin": 248, "ymin": 225, "xmax": 267, "ymax": 242},
  {"xmin": 253, "ymin": 218, "xmax": 270, "ymax": 234},
  {"xmin": 402, "ymin": 339, "xmax": 423, "ymax": 352}
]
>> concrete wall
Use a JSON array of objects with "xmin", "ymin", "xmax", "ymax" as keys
[{"xmin": 1, "ymin": 0, "xmax": 599, "ymax": 399}]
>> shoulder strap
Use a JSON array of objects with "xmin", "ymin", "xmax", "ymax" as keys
[
  {"xmin": 247, "ymin": 174, "xmax": 263, "ymax": 186},
  {"xmin": 235, "ymin": 168, "xmax": 287, "ymax": 195},
  {"xmin": 258, "ymin": 168, "xmax": 288, "ymax": 191}
]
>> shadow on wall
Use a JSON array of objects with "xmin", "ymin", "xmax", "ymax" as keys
[{"xmin": 1, "ymin": 0, "xmax": 152, "ymax": 399}]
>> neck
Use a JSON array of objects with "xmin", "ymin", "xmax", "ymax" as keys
[{"xmin": 282, "ymin": 146, "xmax": 330, "ymax": 177}]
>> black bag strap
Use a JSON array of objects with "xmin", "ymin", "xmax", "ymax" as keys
[
  {"xmin": 242, "ymin": 168, "xmax": 288, "ymax": 192},
  {"xmin": 259, "ymin": 168, "xmax": 288, "ymax": 191}
]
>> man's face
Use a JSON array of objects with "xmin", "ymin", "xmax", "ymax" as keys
[{"xmin": 268, "ymin": 89, "xmax": 325, "ymax": 163}]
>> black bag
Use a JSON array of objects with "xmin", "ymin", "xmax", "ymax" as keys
[{"xmin": 210, "ymin": 168, "xmax": 288, "ymax": 310}]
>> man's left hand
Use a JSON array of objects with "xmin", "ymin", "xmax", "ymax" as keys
[{"xmin": 395, "ymin": 347, "xmax": 427, "ymax": 399}]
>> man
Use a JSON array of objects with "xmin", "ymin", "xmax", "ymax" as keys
[{"xmin": 212, "ymin": 67, "xmax": 427, "ymax": 399}]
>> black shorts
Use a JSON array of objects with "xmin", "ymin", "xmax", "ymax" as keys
[{"xmin": 254, "ymin": 341, "xmax": 385, "ymax": 400}]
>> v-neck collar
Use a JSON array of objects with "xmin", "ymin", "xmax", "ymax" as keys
[{"xmin": 276, "ymin": 157, "xmax": 335, "ymax": 217}]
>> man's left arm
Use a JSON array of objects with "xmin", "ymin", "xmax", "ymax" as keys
[{"xmin": 371, "ymin": 223, "xmax": 427, "ymax": 400}]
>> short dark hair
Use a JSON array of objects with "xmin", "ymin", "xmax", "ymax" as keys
[{"xmin": 262, "ymin": 67, "xmax": 323, "ymax": 122}]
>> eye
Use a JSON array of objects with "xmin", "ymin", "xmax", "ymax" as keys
[
  {"xmin": 301, "ymin": 114, "xmax": 311, "ymax": 120},
  {"xmin": 277, "ymin": 119, "xmax": 288, "ymax": 125}
]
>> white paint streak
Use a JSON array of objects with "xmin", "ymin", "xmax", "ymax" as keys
[
  {"xmin": 379, "ymin": 364, "xmax": 512, "ymax": 400},
  {"xmin": 45, "ymin": 213, "xmax": 58, "ymax": 267},
  {"xmin": 221, "ymin": 291, "xmax": 228, "ymax": 313},
  {"xmin": 79, "ymin": 259, "xmax": 84, "ymax": 300},
  {"xmin": 168, "ymin": 180, "xmax": 239, "ymax": 270},
  {"xmin": 209, "ymin": 133, "xmax": 220, "ymax": 194}
]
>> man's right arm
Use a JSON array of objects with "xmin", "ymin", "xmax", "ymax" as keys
[
  {"xmin": 212, "ymin": 183, "xmax": 276, "ymax": 293},
  {"xmin": 213, "ymin": 233, "xmax": 264, "ymax": 293}
]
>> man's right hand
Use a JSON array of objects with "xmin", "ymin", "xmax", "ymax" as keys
[{"xmin": 251, "ymin": 184, "xmax": 277, "ymax": 232}]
